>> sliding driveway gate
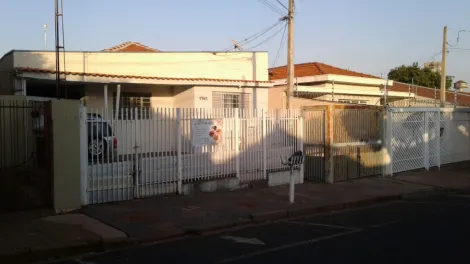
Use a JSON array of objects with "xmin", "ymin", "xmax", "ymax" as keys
[
  {"xmin": 387, "ymin": 107, "xmax": 470, "ymax": 174},
  {"xmin": 303, "ymin": 106, "xmax": 383, "ymax": 182}
]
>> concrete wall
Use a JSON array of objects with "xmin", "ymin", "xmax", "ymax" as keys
[
  {"xmin": 0, "ymin": 52, "xmax": 14, "ymax": 95},
  {"xmin": 268, "ymin": 85, "xmax": 348, "ymax": 109},
  {"xmin": 173, "ymin": 86, "xmax": 195, "ymax": 108},
  {"xmin": 322, "ymin": 82, "xmax": 379, "ymax": 92},
  {"xmin": 51, "ymin": 100, "xmax": 81, "ymax": 213},
  {"xmin": 85, "ymin": 83, "xmax": 174, "ymax": 110},
  {"xmin": 84, "ymin": 84, "xmax": 268, "ymax": 110},
  {"xmin": 13, "ymin": 51, "xmax": 269, "ymax": 82},
  {"xmin": 193, "ymin": 86, "xmax": 269, "ymax": 109},
  {"xmin": 269, "ymin": 81, "xmax": 385, "ymax": 108},
  {"xmin": 83, "ymin": 84, "xmax": 271, "ymax": 156},
  {"xmin": 316, "ymin": 94, "xmax": 381, "ymax": 105}
]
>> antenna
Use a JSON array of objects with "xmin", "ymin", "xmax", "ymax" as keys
[
  {"xmin": 54, "ymin": 0, "xmax": 67, "ymax": 99},
  {"xmin": 43, "ymin": 24, "xmax": 48, "ymax": 49}
]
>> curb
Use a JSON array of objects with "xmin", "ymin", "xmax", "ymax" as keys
[
  {"xmin": 249, "ymin": 194, "xmax": 404, "ymax": 222},
  {"xmin": 1, "ymin": 189, "xmax": 442, "ymax": 263},
  {"xmin": 184, "ymin": 218, "xmax": 253, "ymax": 236},
  {"xmin": 0, "ymin": 239, "xmax": 137, "ymax": 264}
]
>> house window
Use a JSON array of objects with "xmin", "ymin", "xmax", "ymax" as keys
[
  {"xmin": 113, "ymin": 92, "xmax": 151, "ymax": 119},
  {"xmin": 212, "ymin": 92, "xmax": 250, "ymax": 109}
]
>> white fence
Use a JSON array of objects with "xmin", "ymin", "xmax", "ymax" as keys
[
  {"xmin": 386, "ymin": 107, "xmax": 470, "ymax": 174},
  {"xmin": 80, "ymin": 107, "xmax": 302, "ymax": 205},
  {"xmin": 79, "ymin": 105, "xmax": 470, "ymax": 206}
]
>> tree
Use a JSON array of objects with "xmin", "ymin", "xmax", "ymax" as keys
[{"xmin": 387, "ymin": 62, "xmax": 453, "ymax": 89}]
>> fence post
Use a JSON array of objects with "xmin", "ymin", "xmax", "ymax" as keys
[
  {"xmin": 386, "ymin": 108, "xmax": 393, "ymax": 176},
  {"xmin": 134, "ymin": 107, "xmax": 140, "ymax": 199},
  {"xmin": 262, "ymin": 109, "xmax": 267, "ymax": 179},
  {"xmin": 437, "ymin": 108, "xmax": 441, "ymax": 169},
  {"xmin": 235, "ymin": 109, "xmax": 240, "ymax": 179},
  {"xmin": 176, "ymin": 108, "xmax": 183, "ymax": 194},
  {"xmin": 380, "ymin": 108, "xmax": 386, "ymax": 177},
  {"xmin": 326, "ymin": 106, "xmax": 334, "ymax": 183},
  {"xmin": 79, "ymin": 106, "xmax": 88, "ymax": 206},
  {"xmin": 382, "ymin": 108, "xmax": 390, "ymax": 176},
  {"xmin": 424, "ymin": 110, "xmax": 429, "ymax": 170},
  {"xmin": 298, "ymin": 109, "xmax": 304, "ymax": 184}
]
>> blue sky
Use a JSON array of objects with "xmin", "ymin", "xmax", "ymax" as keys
[{"xmin": 2, "ymin": 0, "xmax": 470, "ymax": 83}]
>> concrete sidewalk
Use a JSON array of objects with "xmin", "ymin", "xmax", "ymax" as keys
[
  {"xmin": 0, "ymin": 209, "xmax": 127, "ymax": 263},
  {"xmin": 80, "ymin": 177, "xmax": 434, "ymax": 242},
  {"xmin": 1, "ymin": 163, "xmax": 470, "ymax": 263}
]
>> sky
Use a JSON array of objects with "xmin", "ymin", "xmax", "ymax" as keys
[{"xmin": 1, "ymin": 0, "xmax": 470, "ymax": 84}]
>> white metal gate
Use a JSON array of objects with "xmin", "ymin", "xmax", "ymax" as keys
[
  {"xmin": 387, "ymin": 107, "xmax": 470, "ymax": 174},
  {"xmin": 303, "ymin": 108, "xmax": 326, "ymax": 182},
  {"xmin": 80, "ymin": 107, "xmax": 302, "ymax": 205}
]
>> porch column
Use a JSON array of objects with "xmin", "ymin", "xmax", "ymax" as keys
[
  {"xmin": 104, "ymin": 84, "xmax": 108, "ymax": 109},
  {"xmin": 114, "ymin": 84, "xmax": 121, "ymax": 119}
]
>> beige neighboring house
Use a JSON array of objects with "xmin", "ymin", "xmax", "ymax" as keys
[
  {"xmin": 268, "ymin": 62, "xmax": 412, "ymax": 108},
  {"xmin": 0, "ymin": 41, "xmax": 272, "ymax": 113}
]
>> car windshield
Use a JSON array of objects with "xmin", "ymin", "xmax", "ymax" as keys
[{"xmin": 88, "ymin": 122, "xmax": 113, "ymax": 137}]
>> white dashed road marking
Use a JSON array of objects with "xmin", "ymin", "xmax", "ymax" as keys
[
  {"xmin": 218, "ymin": 229, "xmax": 362, "ymax": 263},
  {"xmin": 282, "ymin": 220, "xmax": 359, "ymax": 230},
  {"xmin": 221, "ymin": 236, "xmax": 266, "ymax": 245}
]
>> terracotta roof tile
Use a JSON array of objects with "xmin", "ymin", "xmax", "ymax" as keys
[
  {"xmin": 102, "ymin": 42, "xmax": 159, "ymax": 52},
  {"xmin": 15, "ymin": 67, "xmax": 271, "ymax": 84},
  {"xmin": 269, "ymin": 62, "xmax": 380, "ymax": 80},
  {"xmin": 388, "ymin": 81, "xmax": 470, "ymax": 105}
]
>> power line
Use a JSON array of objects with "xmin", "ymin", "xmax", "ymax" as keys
[
  {"xmin": 275, "ymin": 0, "xmax": 288, "ymax": 10},
  {"xmin": 424, "ymin": 51, "xmax": 442, "ymax": 63},
  {"xmin": 449, "ymin": 47, "xmax": 470, "ymax": 51},
  {"xmin": 235, "ymin": 20, "xmax": 283, "ymax": 48},
  {"xmin": 246, "ymin": 23, "xmax": 287, "ymax": 50},
  {"xmin": 221, "ymin": 20, "xmax": 283, "ymax": 51},
  {"xmin": 447, "ymin": 30, "xmax": 470, "ymax": 47},
  {"xmin": 403, "ymin": 51, "xmax": 442, "ymax": 66},
  {"xmin": 257, "ymin": 0, "xmax": 286, "ymax": 16},
  {"xmin": 272, "ymin": 25, "xmax": 287, "ymax": 67}
]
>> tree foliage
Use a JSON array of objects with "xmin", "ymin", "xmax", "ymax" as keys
[{"xmin": 387, "ymin": 62, "xmax": 453, "ymax": 89}]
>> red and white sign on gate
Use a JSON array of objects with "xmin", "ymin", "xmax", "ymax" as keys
[{"xmin": 191, "ymin": 119, "xmax": 224, "ymax": 147}]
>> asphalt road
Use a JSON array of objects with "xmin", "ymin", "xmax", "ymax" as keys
[{"xmin": 45, "ymin": 191, "xmax": 470, "ymax": 264}]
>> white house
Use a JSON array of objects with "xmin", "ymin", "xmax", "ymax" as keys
[
  {"xmin": 0, "ymin": 42, "xmax": 272, "ymax": 113},
  {"xmin": 268, "ymin": 62, "xmax": 413, "ymax": 108}
]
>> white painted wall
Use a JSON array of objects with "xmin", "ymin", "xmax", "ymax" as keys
[
  {"xmin": 13, "ymin": 51, "xmax": 269, "ymax": 82},
  {"xmin": 322, "ymin": 82, "xmax": 380, "ymax": 92},
  {"xmin": 85, "ymin": 83, "xmax": 174, "ymax": 110},
  {"xmin": 173, "ymin": 86, "xmax": 195, "ymax": 108},
  {"xmin": 192, "ymin": 86, "xmax": 269, "ymax": 109}
]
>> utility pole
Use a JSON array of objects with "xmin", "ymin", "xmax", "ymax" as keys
[
  {"xmin": 285, "ymin": 0, "xmax": 294, "ymax": 109},
  {"xmin": 44, "ymin": 24, "xmax": 48, "ymax": 50},
  {"xmin": 440, "ymin": 26, "xmax": 447, "ymax": 104}
]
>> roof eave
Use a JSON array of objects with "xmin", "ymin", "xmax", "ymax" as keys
[{"xmin": 16, "ymin": 69, "xmax": 273, "ymax": 88}]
